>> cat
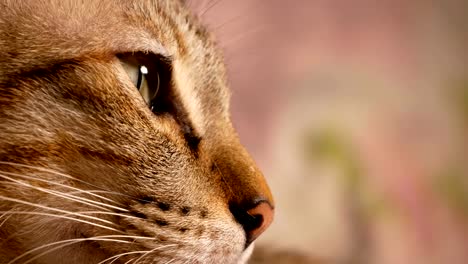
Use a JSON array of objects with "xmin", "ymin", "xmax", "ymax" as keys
[{"xmin": 0, "ymin": 0, "xmax": 274, "ymax": 263}]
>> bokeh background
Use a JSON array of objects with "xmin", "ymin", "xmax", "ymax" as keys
[{"xmin": 190, "ymin": 1, "xmax": 468, "ymax": 263}]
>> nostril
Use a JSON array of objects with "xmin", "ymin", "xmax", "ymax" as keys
[{"xmin": 229, "ymin": 201, "xmax": 274, "ymax": 247}]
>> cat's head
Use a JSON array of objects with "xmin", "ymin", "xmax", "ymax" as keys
[{"xmin": 0, "ymin": 1, "xmax": 273, "ymax": 263}]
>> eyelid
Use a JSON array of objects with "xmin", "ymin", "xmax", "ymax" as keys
[
  {"xmin": 112, "ymin": 37, "xmax": 170, "ymax": 59},
  {"xmin": 116, "ymin": 52, "xmax": 173, "ymax": 71}
]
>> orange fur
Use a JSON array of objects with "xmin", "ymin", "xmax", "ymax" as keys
[{"xmin": 0, "ymin": 1, "xmax": 273, "ymax": 263}]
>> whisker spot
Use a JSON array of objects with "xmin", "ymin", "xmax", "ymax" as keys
[
  {"xmin": 200, "ymin": 210, "xmax": 208, "ymax": 219},
  {"xmin": 157, "ymin": 202, "xmax": 171, "ymax": 211},
  {"xmin": 129, "ymin": 210, "xmax": 147, "ymax": 220},
  {"xmin": 180, "ymin": 206, "xmax": 191, "ymax": 215},
  {"xmin": 155, "ymin": 219, "xmax": 168, "ymax": 226}
]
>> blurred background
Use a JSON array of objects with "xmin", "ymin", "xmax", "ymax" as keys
[{"xmin": 190, "ymin": 1, "xmax": 468, "ymax": 263}]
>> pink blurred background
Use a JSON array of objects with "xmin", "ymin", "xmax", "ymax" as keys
[{"xmin": 190, "ymin": 1, "xmax": 468, "ymax": 263}]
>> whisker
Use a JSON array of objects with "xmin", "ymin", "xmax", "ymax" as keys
[
  {"xmin": 97, "ymin": 250, "xmax": 149, "ymax": 264},
  {"xmin": 0, "ymin": 162, "xmax": 155, "ymax": 208},
  {"xmin": 0, "ymin": 174, "xmax": 112, "ymax": 212},
  {"xmin": 8, "ymin": 235, "xmax": 154, "ymax": 264},
  {"xmin": 0, "ymin": 170, "xmax": 129, "ymax": 211},
  {"xmin": 220, "ymin": 26, "xmax": 266, "ymax": 48},
  {"xmin": 0, "ymin": 162, "xmax": 154, "ymax": 209},
  {"xmin": 0, "ymin": 161, "xmax": 113, "ymax": 194},
  {"xmin": 65, "ymin": 190, "xmax": 138, "ymax": 202},
  {"xmin": 199, "ymin": 0, "xmax": 224, "ymax": 17},
  {"xmin": 164, "ymin": 258, "xmax": 177, "ymax": 264},
  {"xmin": 0, "ymin": 211, "xmax": 14, "ymax": 228},
  {"xmin": 0, "ymin": 211, "xmax": 122, "ymax": 233},
  {"xmin": 124, "ymin": 257, "xmax": 138, "ymax": 264},
  {"xmin": 65, "ymin": 190, "xmax": 163, "ymax": 206},
  {"xmin": 0, "ymin": 196, "xmax": 117, "ymax": 227},
  {"xmin": 193, "ymin": 0, "xmax": 210, "ymax": 13},
  {"xmin": 78, "ymin": 211, "xmax": 141, "ymax": 221},
  {"xmin": 212, "ymin": 13, "xmax": 247, "ymax": 32},
  {"xmin": 133, "ymin": 244, "xmax": 179, "ymax": 264},
  {"xmin": 11, "ymin": 240, "xmax": 128, "ymax": 264},
  {"xmin": 61, "ymin": 190, "xmax": 127, "ymax": 209}
]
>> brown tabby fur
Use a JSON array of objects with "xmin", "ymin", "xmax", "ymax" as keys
[{"xmin": 0, "ymin": 0, "xmax": 273, "ymax": 263}]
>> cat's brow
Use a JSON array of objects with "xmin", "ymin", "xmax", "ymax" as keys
[{"xmin": 113, "ymin": 38, "xmax": 171, "ymax": 58}]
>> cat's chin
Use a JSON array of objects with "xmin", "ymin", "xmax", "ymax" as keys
[{"xmin": 237, "ymin": 243, "xmax": 255, "ymax": 264}]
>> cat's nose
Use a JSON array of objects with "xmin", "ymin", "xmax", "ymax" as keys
[
  {"xmin": 229, "ymin": 200, "xmax": 274, "ymax": 247},
  {"xmin": 212, "ymin": 140, "xmax": 274, "ymax": 246}
]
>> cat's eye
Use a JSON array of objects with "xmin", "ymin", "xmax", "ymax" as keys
[
  {"xmin": 120, "ymin": 60, "xmax": 160, "ymax": 106},
  {"xmin": 117, "ymin": 52, "xmax": 173, "ymax": 115},
  {"xmin": 117, "ymin": 52, "xmax": 201, "ymax": 149}
]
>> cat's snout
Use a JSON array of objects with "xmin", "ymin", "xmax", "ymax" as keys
[
  {"xmin": 212, "ymin": 141, "xmax": 275, "ymax": 248},
  {"xmin": 229, "ymin": 200, "xmax": 274, "ymax": 248}
]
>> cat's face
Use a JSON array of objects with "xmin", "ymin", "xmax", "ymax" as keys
[{"xmin": 0, "ymin": 1, "xmax": 273, "ymax": 263}]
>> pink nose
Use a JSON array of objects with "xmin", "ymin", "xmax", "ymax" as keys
[{"xmin": 230, "ymin": 201, "xmax": 274, "ymax": 247}]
